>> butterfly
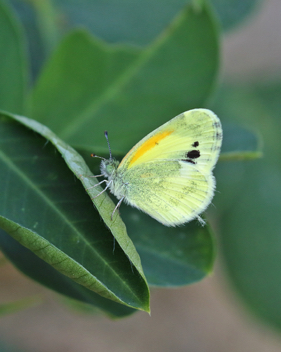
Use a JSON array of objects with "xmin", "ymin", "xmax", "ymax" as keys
[{"xmin": 91, "ymin": 109, "xmax": 222, "ymax": 226}]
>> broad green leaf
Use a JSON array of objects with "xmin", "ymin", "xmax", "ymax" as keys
[
  {"xmin": 7, "ymin": 0, "xmax": 47, "ymax": 79},
  {"xmin": 30, "ymin": 0, "xmax": 219, "ymax": 152},
  {"xmin": 57, "ymin": 0, "xmax": 260, "ymax": 37},
  {"xmin": 125, "ymin": 209, "xmax": 215, "ymax": 286},
  {"xmin": 219, "ymin": 123, "xmax": 262, "ymax": 161},
  {"xmin": 211, "ymin": 83, "xmax": 281, "ymax": 330},
  {"xmin": 0, "ymin": 111, "xmax": 149, "ymax": 312},
  {"xmin": 27, "ymin": 0, "xmax": 259, "ymax": 47},
  {"xmin": 0, "ymin": 0, "xmax": 28, "ymax": 113},
  {"xmin": 4, "ymin": 0, "xmax": 258, "ymax": 89},
  {"xmin": 29, "ymin": 29, "xmax": 141, "ymax": 139},
  {"xmin": 0, "ymin": 231, "xmax": 136, "ymax": 317},
  {"xmin": 54, "ymin": 0, "xmax": 192, "ymax": 45},
  {"xmin": 9, "ymin": 0, "xmax": 195, "ymax": 49}
]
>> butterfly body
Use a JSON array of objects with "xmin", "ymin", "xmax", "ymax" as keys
[{"xmin": 98, "ymin": 109, "xmax": 222, "ymax": 227}]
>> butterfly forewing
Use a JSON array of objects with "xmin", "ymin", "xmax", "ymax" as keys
[
  {"xmin": 119, "ymin": 109, "xmax": 222, "ymax": 173},
  {"xmin": 112, "ymin": 109, "xmax": 222, "ymax": 226}
]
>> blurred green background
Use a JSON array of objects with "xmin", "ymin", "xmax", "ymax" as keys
[{"xmin": 1, "ymin": 0, "xmax": 281, "ymax": 351}]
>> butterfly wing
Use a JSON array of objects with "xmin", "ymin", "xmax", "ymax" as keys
[
  {"xmin": 116, "ymin": 109, "xmax": 222, "ymax": 226},
  {"xmin": 121, "ymin": 159, "xmax": 214, "ymax": 226},
  {"xmin": 119, "ymin": 109, "xmax": 222, "ymax": 173}
]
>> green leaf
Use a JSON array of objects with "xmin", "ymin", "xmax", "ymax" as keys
[
  {"xmin": 0, "ymin": 111, "xmax": 149, "ymax": 312},
  {"xmin": 124, "ymin": 208, "xmax": 215, "ymax": 286},
  {"xmin": 5, "ymin": 0, "xmax": 258, "ymax": 85},
  {"xmin": 0, "ymin": 230, "xmax": 136, "ymax": 318},
  {"xmin": 211, "ymin": 83, "xmax": 281, "ymax": 330},
  {"xmin": 0, "ymin": 0, "xmax": 28, "ymax": 113},
  {"xmin": 219, "ymin": 123, "xmax": 262, "ymax": 161},
  {"xmin": 54, "ymin": 0, "xmax": 192, "ymax": 45},
  {"xmin": 7, "ymin": 0, "xmax": 46, "ymax": 79},
  {"xmin": 31, "ymin": 0, "xmax": 259, "ymax": 46},
  {"xmin": 30, "ymin": 1, "xmax": 219, "ymax": 152},
  {"xmin": 29, "ymin": 29, "xmax": 141, "ymax": 146}
]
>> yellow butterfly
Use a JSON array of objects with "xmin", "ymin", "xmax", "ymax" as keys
[{"xmin": 92, "ymin": 109, "xmax": 222, "ymax": 226}]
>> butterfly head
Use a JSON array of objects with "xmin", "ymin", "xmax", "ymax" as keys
[
  {"xmin": 91, "ymin": 131, "xmax": 120, "ymax": 181},
  {"xmin": 100, "ymin": 158, "xmax": 119, "ymax": 180}
]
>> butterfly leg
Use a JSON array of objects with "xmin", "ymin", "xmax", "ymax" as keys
[
  {"xmin": 87, "ymin": 179, "xmax": 107, "ymax": 190},
  {"xmin": 91, "ymin": 180, "xmax": 112, "ymax": 199},
  {"xmin": 196, "ymin": 215, "xmax": 205, "ymax": 226},
  {"xmin": 78, "ymin": 173, "xmax": 103, "ymax": 181},
  {"xmin": 111, "ymin": 196, "xmax": 125, "ymax": 220}
]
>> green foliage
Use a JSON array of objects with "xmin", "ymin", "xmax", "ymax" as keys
[
  {"xmin": 0, "ymin": 230, "xmax": 135, "ymax": 317},
  {"xmin": 0, "ymin": 112, "xmax": 149, "ymax": 312},
  {"xmin": 6, "ymin": 0, "xmax": 260, "ymax": 77},
  {"xmin": 211, "ymin": 83, "xmax": 281, "ymax": 330},
  {"xmin": 0, "ymin": 0, "xmax": 267, "ymax": 321},
  {"xmin": 29, "ymin": 4, "xmax": 219, "ymax": 151},
  {"xmin": 7, "ymin": 0, "xmax": 261, "ymax": 49},
  {"xmin": 0, "ymin": 0, "xmax": 27, "ymax": 113}
]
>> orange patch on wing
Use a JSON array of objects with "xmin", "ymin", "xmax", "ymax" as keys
[{"xmin": 128, "ymin": 130, "xmax": 173, "ymax": 167}]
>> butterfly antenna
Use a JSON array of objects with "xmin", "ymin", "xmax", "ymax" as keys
[
  {"xmin": 90, "ymin": 153, "xmax": 106, "ymax": 160},
  {"xmin": 104, "ymin": 131, "xmax": 112, "ymax": 160}
]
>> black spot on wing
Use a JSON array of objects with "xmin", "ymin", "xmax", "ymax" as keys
[
  {"xmin": 192, "ymin": 141, "xmax": 199, "ymax": 147},
  {"xmin": 182, "ymin": 149, "xmax": 201, "ymax": 165},
  {"xmin": 186, "ymin": 150, "xmax": 200, "ymax": 159},
  {"xmin": 182, "ymin": 159, "xmax": 196, "ymax": 164},
  {"xmin": 216, "ymin": 132, "xmax": 223, "ymax": 140}
]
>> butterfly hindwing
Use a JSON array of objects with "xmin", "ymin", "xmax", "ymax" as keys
[{"xmin": 122, "ymin": 159, "xmax": 215, "ymax": 226}]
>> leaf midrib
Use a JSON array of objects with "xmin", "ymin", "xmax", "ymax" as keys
[{"xmin": 60, "ymin": 7, "xmax": 191, "ymax": 140}]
